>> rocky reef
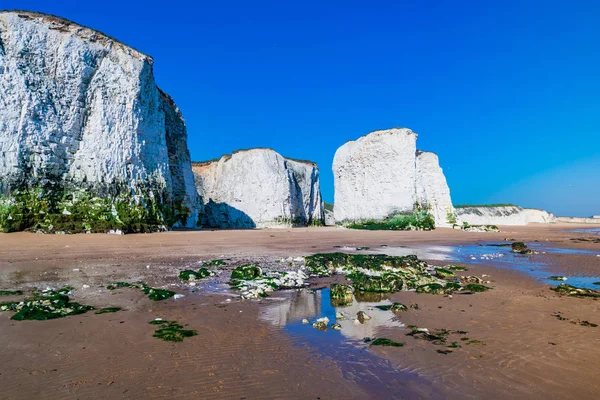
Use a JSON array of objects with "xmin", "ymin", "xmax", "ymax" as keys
[
  {"xmin": 333, "ymin": 128, "xmax": 453, "ymax": 227},
  {"xmin": 192, "ymin": 148, "xmax": 324, "ymax": 228},
  {"xmin": 0, "ymin": 11, "xmax": 200, "ymax": 232}
]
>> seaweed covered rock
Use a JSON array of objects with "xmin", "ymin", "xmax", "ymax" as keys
[
  {"xmin": 552, "ymin": 284, "xmax": 600, "ymax": 298},
  {"xmin": 192, "ymin": 148, "xmax": 324, "ymax": 228},
  {"xmin": 229, "ymin": 269, "xmax": 308, "ymax": 299},
  {"xmin": 1, "ymin": 287, "xmax": 94, "ymax": 320},
  {"xmin": 305, "ymin": 252, "xmax": 490, "ymax": 295},
  {"xmin": 0, "ymin": 11, "xmax": 201, "ymax": 232},
  {"xmin": 231, "ymin": 265, "xmax": 263, "ymax": 281},
  {"xmin": 333, "ymin": 128, "xmax": 454, "ymax": 227}
]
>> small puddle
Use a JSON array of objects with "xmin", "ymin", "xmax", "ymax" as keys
[
  {"xmin": 259, "ymin": 288, "xmax": 438, "ymax": 398},
  {"xmin": 368, "ymin": 243, "xmax": 600, "ymax": 289}
]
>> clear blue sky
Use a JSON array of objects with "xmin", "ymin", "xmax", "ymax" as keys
[{"xmin": 5, "ymin": 1, "xmax": 600, "ymax": 216}]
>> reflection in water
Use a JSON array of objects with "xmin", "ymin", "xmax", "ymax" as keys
[
  {"xmin": 260, "ymin": 289, "xmax": 438, "ymax": 399},
  {"xmin": 261, "ymin": 289, "xmax": 404, "ymax": 341}
]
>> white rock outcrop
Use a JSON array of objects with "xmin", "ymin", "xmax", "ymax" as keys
[
  {"xmin": 523, "ymin": 208, "xmax": 556, "ymax": 224},
  {"xmin": 0, "ymin": 11, "xmax": 200, "ymax": 226},
  {"xmin": 333, "ymin": 128, "xmax": 453, "ymax": 226},
  {"xmin": 455, "ymin": 206, "xmax": 556, "ymax": 226},
  {"xmin": 192, "ymin": 149, "xmax": 324, "ymax": 228}
]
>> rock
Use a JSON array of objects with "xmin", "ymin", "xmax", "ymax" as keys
[
  {"xmin": 333, "ymin": 128, "xmax": 453, "ymax": 227},
  {"xmin": 302, "ymin": 318, "xmax": 309, "ymax": 324},
  {"xmin": 357, "ymin": 311, "xmax": 371, "ymax": 323},
  {"xmin": 0, "ymin": 11, "xmax": 201, "ymax": 228},
  {"xmin": 192, "ymin": 148, "xmax": 324, "ymax": 228},
  {"xmin": 312, "ymin": 317, "xmax": 329, "ymax": 331},
  {"xmin": 331, "ymin": 323, "xmax": 342, "ymax": 330}
]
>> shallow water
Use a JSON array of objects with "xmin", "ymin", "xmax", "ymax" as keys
[
  {"xmin": 370, "ymin": 242, "xmax": 600, "ymax": 289},
  {"xmin": 568, "ymin": 228, "xmax": 600, "ymax": 235},
  {"xmin": 260, "ymin": 288, "xmax": 438, "ymax": 398}
]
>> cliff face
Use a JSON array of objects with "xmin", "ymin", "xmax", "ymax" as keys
[
  {"xmin": 333, "ymin": 128, "xmax": 453, "ymax": 226},
  {"xmin": 455, "ymin": 206, "xmax": 556, "ymax": 226},
  {"xmin": 192, "ymin": 149, "xmax": 324, "ymax": 228},
  {"xmin": 0, "ymin": 11, "xmax": 200, "ymax": 227}
]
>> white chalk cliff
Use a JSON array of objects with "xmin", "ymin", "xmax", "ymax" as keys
[
  {"xmin": 192, "ymin": 149, "xmax": 324, "ymax": 228},
  {"xmin": 333, "ymin": 128, "xmax": 454, "ymax": 226},
  {"xmin": 456, "ymin": 206, "xmax": 556, "ymax": 226},
  {"xmin": 0, "ymin": 11, "xmax": 200, "ymax": 226}
]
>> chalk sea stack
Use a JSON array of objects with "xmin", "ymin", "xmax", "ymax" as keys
[
  {"xmin": 0, "ymin": 11, "xmax": 200, "ymax": 231},
  {"xmin": 192, "ymin": 148, "xmax": 324, "ymax": 228},
  {"xmin": 333, "ymin": 128, "xmax": 453, "ymax": 226}
]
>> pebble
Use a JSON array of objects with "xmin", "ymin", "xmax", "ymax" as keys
[{"xmin": 173, "ymin": 294, "xmax": 185, "ymax": 300}]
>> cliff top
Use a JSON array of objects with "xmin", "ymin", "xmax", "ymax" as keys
[
  {"xmin": 192, "ymin": 148, "xmax": 317, "ymax": 167},
  {"xmin": 0, "ymin": 10, "xmax": 150, "ymax": 61}
]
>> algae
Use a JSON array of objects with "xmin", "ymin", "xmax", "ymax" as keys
[
  {"xmin": 95, "ymin": 307, "xmax": 122, "ymax": 314},
  {"xmin": 107, "ymin": 281, "xmax": 176, "ymax": 301},
  {"xmin": 4, "ymin": 287, "xmax": 94, "ymax": 320},
  {"xmin": 370, "ymin": 338, "xmax": 405, "ymax": 347},
  {"xmin": 347, "ymin": 206, "xmax": 435, "ymax": 231},
  {"xmin": 551, "ymin": 284, "xmax": 600, "ymax": 298},
  {"xmin": 548, "ymin": 276, "xmax": 567, "ymax": 281},
  {"xmin": 0, "ymin": 290, "xmax": 23, "ymax": 296},
  {"xmin": 462, "ymin": 283, "xmax": 491, "ymax": 292},
  {"xmin": 179, "ymin": 267, "xmax": 214, "ymax": 281},
  {"xmin": 375, "ymin": 302, "xmax": 408, "ymax": 312},
  {"xmin": 230, "ymin": 264, "xmax": 263, "ymax": 280},
  {"xmin": 150, "ymin": 320, "xmax": 198, "ymax": 342}
]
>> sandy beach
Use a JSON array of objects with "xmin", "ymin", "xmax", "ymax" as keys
[{"xmin": 1, "ymin": 223, "xmax": 600, "ymax": 399}]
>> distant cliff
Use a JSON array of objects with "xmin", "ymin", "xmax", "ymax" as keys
[
  {"xmin": 333, "ymin": 128, "xmax": 454, "ymax": 227},
  {"xmin": 455, "ymin": 205, "xmax": 556, "ymax": 226},
  {"xmin": 192, "ymin": 149, "xmax": 324, "ymax": 228},
  {"xmin": 0, "ymin": 11, "xmax": 200, "ymax": 231}
]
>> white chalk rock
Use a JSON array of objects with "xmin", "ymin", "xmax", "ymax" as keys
[
  {"xmin": 456, "ymin": 205, "xmax": 556, "ymax": 226},
  {"xmin": 0, "ymin": 11, "xmax": 200, "ymax": 226},
  {"xmin": 415, "ymin": 151, "xmax": 454, "ymax": 227},
  {"xmin": 333, "ymin": 128, "xmax": 454, "ymax": 226},
  {"xmin": 192, "ymin": 148, "xmax": 324, "ymax": 228}
]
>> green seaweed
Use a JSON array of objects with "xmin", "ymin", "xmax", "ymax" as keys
[
  {"xmin": 551, "ymin": 284, "xmax": 600, "ymax": 298},
  {"xmin": 446, "ymin": 265, "xmax": 468, "ymax": 271},
  {"xmin": 230, "ymin": 264, "xmax": 263, "ymax": 280},
  {"xmin": 6, "ymin": 288, "xmax": 94, "ymax": 321},
  {"xmin": 369, "ymin": 338, "xmax": 405, "ymax": 347},
  {"xmin": 179, "ymin": 267, "xmax": 213, "ymax": 281},
  {"xmin": 462, "ymin": 283, "xmax": 491, "ymax": 292},
  {"xmin": 435, "ymin": 268, "xmax": 455, "ymax": 278},
  {"xmin": 0, "ymin": 290, "xmax": 23, "ymax": 296},
  {"xmin": 347, "ymin": 206, "xmax": 435, "ymax": 231},
  {"xmin": 375, "ymin": 302, "xmax": 408, "ymax": 312},
  {"xmin": 149, "ymin": 320, "xmax": 198, "ymax": 342},
  {"xmin": 304, "ymin": 253, "xmax": 349, "ymax": 277},
  {"xmin": 95, "ymin": 307, "xmax": 122, "ymax": 314},
  {"xmin": 548, "ymin": 276, "xmax": 567, "ymax": 281},
  {"xmin": 203, "ymin": 259, "xmax": 226, "ymax": 267},
  {"xmin": 107, "ymin": 281, "xmax": 176, "ymax": 301}
]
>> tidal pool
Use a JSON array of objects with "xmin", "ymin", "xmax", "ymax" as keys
[
  {"xmin": 369, "ymin": 243, "xmax": 600, "ymax": 289},
  {"xmin": 259, "ymin": 288, "xmax": 438, "ymax": 398}
]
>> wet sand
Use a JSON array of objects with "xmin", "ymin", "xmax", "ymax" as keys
[{"xmin": 1, "ymin": 223, "xmax": 600, "ymax": 399}]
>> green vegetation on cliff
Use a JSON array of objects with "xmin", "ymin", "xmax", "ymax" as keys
[
  {"xmin": 0, "ymin": 187, "xmax": 191, "ymax": 234},
  {"xmin": 347, "ymin": 207, "xmax": 435, "ymax": 231}
]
